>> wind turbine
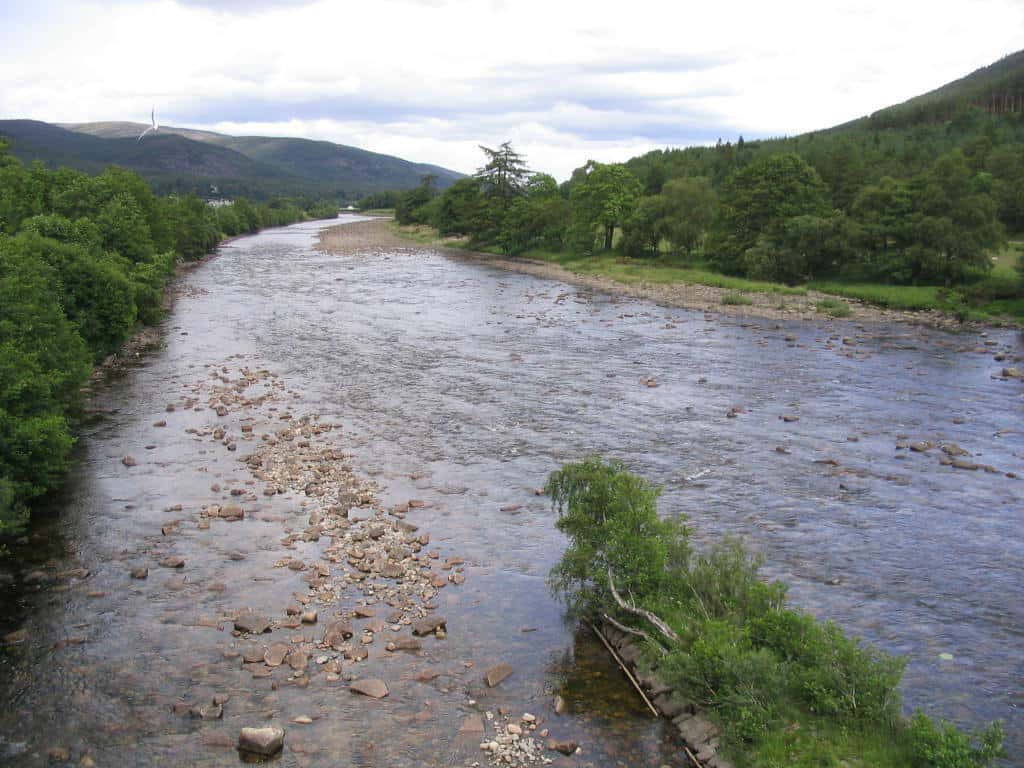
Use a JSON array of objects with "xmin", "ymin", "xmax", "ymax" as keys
[{"xmin": 137, "ymin": 107, "xmax": 158, "ymax": 141}]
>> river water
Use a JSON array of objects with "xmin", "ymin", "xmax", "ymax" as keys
[{"xmin": 1, "ymin": 215, "xmax": 1021, "ymax": 766}]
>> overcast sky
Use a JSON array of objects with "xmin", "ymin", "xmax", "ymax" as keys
[{"xmin": 1, "ymin": 0, "xmax": 1022, "ymax": 179}]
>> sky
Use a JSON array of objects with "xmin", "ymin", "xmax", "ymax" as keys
[{"xmin": 1, "ymin": 0, "xmax": 1022, "ymax": 179}]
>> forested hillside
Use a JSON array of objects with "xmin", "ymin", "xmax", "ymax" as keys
[
  {"xmin": 388, "ymin": 51, "xmax": 1024, "ymax": 318},
  {"xmin": 0, "ymin": 141, "xmax": 319, "ymax": 540},
  {"xmin": 0, "ymin": 120, "xmax": 463, "ymax": 201}
]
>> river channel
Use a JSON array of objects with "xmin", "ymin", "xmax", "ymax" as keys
[{"xmin": 1, "ymin": 215, "xmax": 1021, "ymax": 766}]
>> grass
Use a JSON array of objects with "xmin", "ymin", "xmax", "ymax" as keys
[
  {"xmin": 807, "ymin": 281, "xmax": 944, "ymax": 311},
  {"xmin": 815, "ymin": 297, "xmax": 853, "ymax": 317},
  {"xmin": 750, "ymin": 711, "xmax": 914, "ymax": 768},
  {"xmin": 390, "ymin": 223, "xmax": 1023, "ymax": 322},
  {"xmin": 721, "ymin": 291, "xmax": 754, "ymax": 305},
  {"xmin": 524, "ymin": 250, "xmax": 808, "ymax": 295}
]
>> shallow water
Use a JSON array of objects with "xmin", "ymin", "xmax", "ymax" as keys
[{"xmin": 1, "ymin": 216, "xmax": 1022, "ymax": 766}]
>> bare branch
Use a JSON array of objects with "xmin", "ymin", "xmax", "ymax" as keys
[
  {"xmin": 601, "ymin": 613, "xmax": 667, "ymax": 655},
  {"xmin": 608, "ymin": 566, "xmax": 680, "ymax": 644}
]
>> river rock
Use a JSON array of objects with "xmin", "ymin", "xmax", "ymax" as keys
[
  {"xmin": 546, "ymin": 738, "xmax": 578, "ymax": 755},
  {"xmin": 219, "ymin": 503, "xmax": 244, "ymax": 521},
  {"xmin": 416, "ymin": 668, "xmax": 441, "ymax": 682},
  {"xmin": 941, "ymin": 443, "xmax": 970, "ymax": 456},
  {"xmin": 349, "ymin": 678, "xmax": 389, "ymax": 698},
  {"xmin": 485, "ymin": 663, "xmax": 513, "ymax": 688},
  {"xmin": 159, "ymin": 556, "xmax": 184, "ymax": 568},
  {"xmin": 1002, "ymin": 366, "xmax": 1022, "ymax": 379},
  {"xmin": 264, "ymin": 642, "xmax": 289, "ymax": 666},
  {"xmin": 323, "ymin": 619, "xmax": 353, "ymax": 648},
  {"xmin": 121, "ymin": 455, "xmax": 136, "ymax": 467},
  {"xmin": 130, "ymin": 567, "xmax": 148, "ymax": 580},
  {"xmin": 387, "ymin": 637, "xmax": 422, "ymax": 652},
  {"xmin": 234, "ymin": 611, "xmax": 271, "ymax": 634},
  {"xmin": 237, "ymin": 726, "xmax": 284, "ymax": 756},
  {"xmin": 412, "ymin": 615, "xmax": 446, "ymax": 636}
]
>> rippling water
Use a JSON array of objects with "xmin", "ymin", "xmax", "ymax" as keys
[{"xmin": 1, "ymin": 216, "xmax": 1021, "ymax": 766}]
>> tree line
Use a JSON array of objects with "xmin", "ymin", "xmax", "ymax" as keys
[
  {"xmin": 380, "ymin": 106, "xmax": 1024, "ymax": 296},
  {"xmin": 0, "ymin": 142, "xmax": 319, "ymax": 540}
]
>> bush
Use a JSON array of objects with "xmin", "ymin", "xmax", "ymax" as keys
[
  {"xmin": 545, "ymin": 456, "xmax": 1005, "ymax": 767},
  {"xmin": 721, "ymin": 291, "xmax": 753, "ymax": 305},
  {"xmin": 815, "ymin": 298, "xmax": 852, "ymax": 317},
  {"xmin": 908, "ymin": 712, "xmax": 1005, "ymax": 768}
]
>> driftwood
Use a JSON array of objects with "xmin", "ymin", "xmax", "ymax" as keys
[{"xmin": 608, "ymin": 566, "xmax": 680, "ymax": 644}]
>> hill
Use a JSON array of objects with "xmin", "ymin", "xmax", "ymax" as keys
[{"xmin": 0, "ymin": 119, "xmax": 463, "ymax": 200}]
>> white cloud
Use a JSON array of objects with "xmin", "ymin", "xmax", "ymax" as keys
[{"xmin": 1, "ymin": 0, "xmax": 1022, "ymax": 178}]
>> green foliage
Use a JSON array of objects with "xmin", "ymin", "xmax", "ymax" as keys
[
  {"xmin": 394, "ymin": 178, "xmax": 438, "ymax": 226},
  {"xmin": 907, "ymin": 712, "xmax": 1006, "ymax": 768},
  {"xmin": 569, "ymin": 161, "xmax": 642, "ymax": 252},
  {"xmin": 660, "ymin": 176, "xmax": 718, "ymax": 256},
  {"xmin": 0, "ymin": 142, "xmax": 313, "ymax": 542},
  {"xmin": 544, "ymin": 456, "xmax": 689, "ymax": 617},
  {"xmin": 710, "ymin": 153, "xmax": 830, "ymax": 275},
  {"xmin": 721, "ymin": 291, "xmax": 753, "ymax": 305},
  {"xmin": 545, "ymin": 457, "xmax": 1004, "ymax": 768},
  {"xmin": 619, "ymin": 195, "xmax": 666, "ymax": 259},
  {"xmin": 815, "ymin": 298, "xmax": 852, "ymax": 317},
  {"xmin": 0, "ymin": 235, "xmax": 90, "ymax": 533}
]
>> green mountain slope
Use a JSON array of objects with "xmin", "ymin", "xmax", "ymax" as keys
[
  {"xmin": 0, "ymin": 119, "xmax": 463, "ymax": 200},
  {"xmin": 859, "ymin": 49, "xmax": 1024, "ymax": 131},
  {"xmin": 62, "ymin": 120, "xmax": 462, "ymax": 196}
]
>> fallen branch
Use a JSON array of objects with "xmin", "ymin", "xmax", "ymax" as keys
[
  {"xmin": 601, "ymin": 613, "xmax": 668, "ymax": 655},
  {"xmin": 608, "ymin": 566, "xmax": 680, "ymax": 644},
  {"xmin": 586, "ymin": 620, "xmax": 659, "ymax": 718}
]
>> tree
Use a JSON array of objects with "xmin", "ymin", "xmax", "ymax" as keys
[
  {"xmin": 474, "ymin": 142, "xmax": 529, "ymax": 204},
  {"xmin": 0, "ymin": 235, "xmax": 91, "ymax": 533},
  {"xmin": 545, "ymin": 455, "xmax": 689, "ymax": 619},
  {"xmin": 569, "ymin": 161, "xmax": 642, "ymax": 253},
  {"xmin": 432, "ymin": 178, "xmax": 484, "ymax": 236},
  {"xmin": 909, "ymin": 150, "xmax": 1003, "ymax": 283},
  {"xmin": 497, "ymin": 174, "xmax": 571, "ymax": 255},
  {"xmin": 851, "ymin": 176, "xmax": 916, "ymax": 280},
  {"xmin": 744, "ymin": 213, "xmax": 855, "ymax": 283},
  {"xmin": 619, "ymin": 196, "xmax": 666, "ymax": 259},
  {"xmin": 660, "ymin": 176, "xmax": 718, "ymax": 257},
  {"xmin": 710, "ymin": 153, "xmax": 830, "ymax": 275}
]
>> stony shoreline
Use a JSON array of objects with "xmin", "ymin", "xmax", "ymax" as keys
[
  {"xmin": 597, "ymin": 621, "xmax": 732, "ymax": 768},
  {"xmin": 318, "ymin": 218, "xmax": 1013, "ymax": 332}
]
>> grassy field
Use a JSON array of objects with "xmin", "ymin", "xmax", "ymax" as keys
[{"xmin": 390, "ymin": 223, "xmax": 1023, "ymax": 322}]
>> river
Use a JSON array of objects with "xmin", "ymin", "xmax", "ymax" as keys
[{"xmin": 1, "ymin": 215, "xmax": 1021, "ymax": 766}]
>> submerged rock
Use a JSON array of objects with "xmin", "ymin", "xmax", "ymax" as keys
[
  {"xmin": 237, "ymin": 726, "xmax": 284, "ymax": 756},
  {"xmin": 485, "ymin": 663, "xmax": 513, "ymax": 688},
  {"xmin": 234, "ymin": 611, "xmax": 271, "ymax": 634},
  {"xmin": 349, "ymin": 678, "xmax": 389, "ymax": 698}
]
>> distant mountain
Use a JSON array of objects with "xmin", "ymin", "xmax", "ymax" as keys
[{"xmin": 0, "ymin": 119, "xmax": 463, "ymax": 200}]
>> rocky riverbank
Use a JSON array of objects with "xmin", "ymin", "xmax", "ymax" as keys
[{"xmin": 318, "ymin": 218, "xmax": 1012, "ymax": 331}]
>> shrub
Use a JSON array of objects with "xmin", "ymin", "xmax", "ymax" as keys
[
  {"xmin": 908, "ymin": 711, "xmax": 1005, "ymax": 768},
  {"xmin": 545, "ymin": 456, "xmax": 1005, "ymax": 766},
  {"xmin": 815, "ymin": 298, "xmax": 853, "ymax": 317},
  {"xmin": 721, "ymin": 291, "xmax": 753, "ymax": 305}
]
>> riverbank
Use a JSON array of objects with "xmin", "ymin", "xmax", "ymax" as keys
[{"xmin": 352, "ymin": 218, "xmax": 1020, "ymax": 330}]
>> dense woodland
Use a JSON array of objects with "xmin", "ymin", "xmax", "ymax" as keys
[
  {"xmin": 0, "ymin": 141, "xmax": 326, "ymax": 539},
  {"xmin": 380, "ymin": 74, "xmax": 1024, "ymax": 308}
]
